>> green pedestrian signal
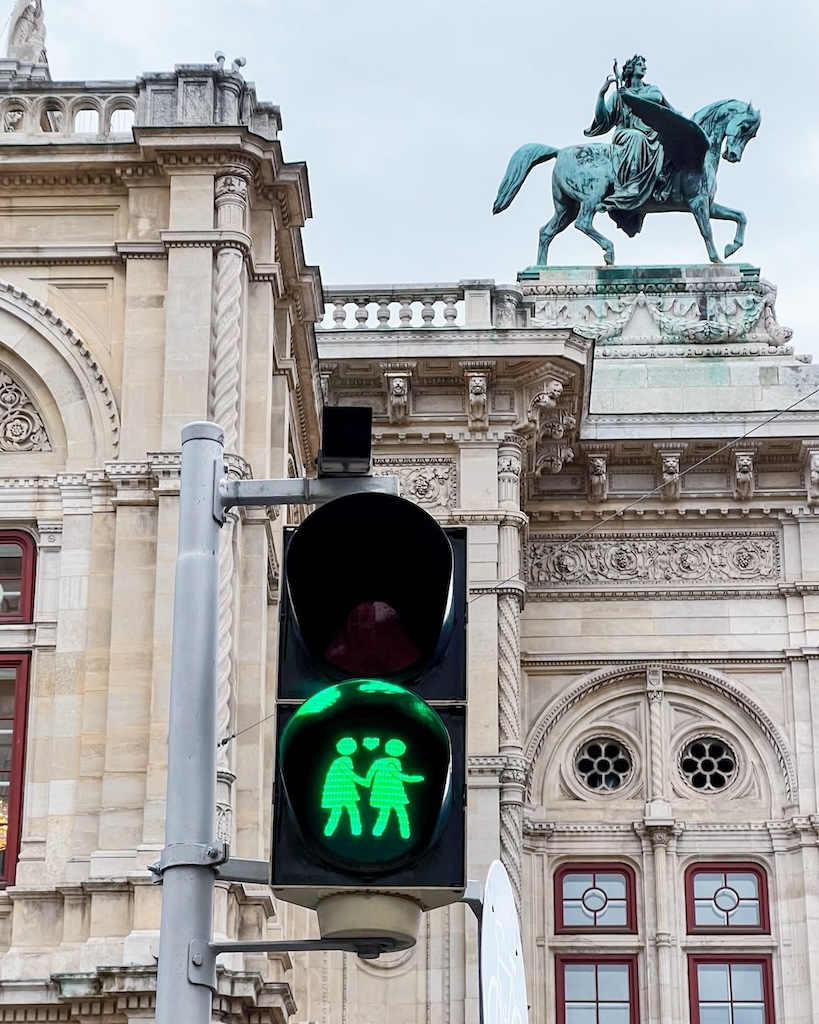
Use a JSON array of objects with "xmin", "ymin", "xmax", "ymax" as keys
[
  {"xmin": 279, "ymin": 679, "xmax": 451, "ymax": 869},
  {"xmin": 271, "ymin": 491, "xmax": 467, "ymax": 925}
]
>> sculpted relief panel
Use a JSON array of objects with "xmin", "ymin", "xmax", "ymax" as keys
[
  {"xmin": 0, "ymin": 370, "xmax": 50, "ymax": 452},
  {"xmin": 374, "ymin": 456, "xmax": 457, "ymax": 509},
  {"xmin": 527, "ymin": 531, "xmax": 779, "ymax": 592}
]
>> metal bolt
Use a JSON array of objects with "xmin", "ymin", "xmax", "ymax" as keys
[
  {"xmin": 191, "ymin": 953, "xmax": 204, "ymax": 966},
  {"xmin": 206, "ymin": 847, "xmax": 217, "ymax": 858}
]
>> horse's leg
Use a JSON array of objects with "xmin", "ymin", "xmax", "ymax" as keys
[
  {"xmin": 574, "ymin": 202, "xmax": 615, "ymax": 265},
  {"xmin": 683, "ymin": 192, "xmax": 724, "ymax": 264},
  {"xmin": 709, "ymin": 201, "xmax": 747, "ymax": 258},
  {"xmin": 537, "ymin": 196, "xmax": 578, "ymax": 265}
]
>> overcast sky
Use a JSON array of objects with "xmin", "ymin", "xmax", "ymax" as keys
[{"xmin": 35, "ymin": 1, "xmax": 819, "ymax": 355}]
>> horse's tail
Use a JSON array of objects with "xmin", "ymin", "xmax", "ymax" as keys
[{"xmin": 492, "ymin": 143, "xmax": 560, "ymax": 214}]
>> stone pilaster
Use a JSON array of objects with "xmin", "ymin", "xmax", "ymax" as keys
[{"xmin": 497, "ymin": 433, "xmax": 527, "ymax": 913}]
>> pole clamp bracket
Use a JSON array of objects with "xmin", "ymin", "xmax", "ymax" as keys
[{"xmin": 149, "ymin": 841, "xmax": 229, "ymax": 882}]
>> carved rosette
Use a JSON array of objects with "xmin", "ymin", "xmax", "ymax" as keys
[{"xmin": 0, "ymin": 372, "xmax": 50, "ymax": 451}]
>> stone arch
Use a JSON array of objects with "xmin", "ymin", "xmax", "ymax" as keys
[
  {"xmin": 0, "ymin": 280, "xmax": 119, "ymax": 467},
  {"xmin": 524, "ymin": 662, "xmax": 797, "ymax": 807}
]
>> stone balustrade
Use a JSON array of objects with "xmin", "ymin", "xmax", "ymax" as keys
[
  {"xmin": 0, "ymin": 63, "xmax": 281, "ymax": 144},
  {"xmin": 320, "ymin": 281, "xmax": 525, "ymax": 330}
]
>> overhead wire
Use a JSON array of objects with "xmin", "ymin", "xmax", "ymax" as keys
[{"xmin": 219, "ymin": 383, "xmax": 819, "ymax": 747}]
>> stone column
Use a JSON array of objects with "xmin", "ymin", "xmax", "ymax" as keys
[
  {"xmin": 210, "ymin": 166, "xmax": 251, "ymax": 838},
  {"xmin": 647, "ymin": 826, "xmax": 675, "ymax": 1024},
  {"xmin": 497, "ymin": 433, "xmax": 527, "ymax": 913}
]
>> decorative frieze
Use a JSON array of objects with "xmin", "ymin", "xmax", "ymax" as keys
[
  {"xmin": 527, "ymin": 531, "xmax": 780, "ymax": 589},
  {"xmin": 373, "ymin": 456, "xmax": 457, "ymax": 509}
]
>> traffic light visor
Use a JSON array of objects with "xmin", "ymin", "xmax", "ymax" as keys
[{"xmin": 285, "ymin": 493, "xmax": 454, "ymax": 682}]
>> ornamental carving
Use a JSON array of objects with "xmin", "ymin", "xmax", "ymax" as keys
[
  {"xmin": 527, "ymin": 532, "xmax": 779, "ymax": 588},
  {"xmin": 374, "ymin": 457, "xmax": 456, "ymax": 509},
  {"xmin": 0, "ymin": 371, "xmax": 50, "ymax": 452}
]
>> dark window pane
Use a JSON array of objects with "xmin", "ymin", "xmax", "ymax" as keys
[
  {"xmin": 730, "ymin": 965, "xmax": 763, "ymax": 1001},
  {"xmin": 699, "ymin": 1007, "xmax": 731, "ymax": 1024},
  {"xmin": 563, "ymin": 874, "xmax": 593, "ymax": 899},
  {"xmin": 730, "ymin": 903, "xmax": 760, "ymax": 926},
  {"xmin": 596, "ymin": 901, "xmax": 627, "ymax": 927},
  {"xmin": 733, "ymin": 1007, "xmax": 765, "ymax": 1024},
  {"xmin": 729, "ymin": 873, "xmax": 759, "ymax": 899},
  {"xmin": 695, "ymin": 902, "xmax": 725, "ymax": 927},
  {"xmin": 596, "ymin": 873, "xmax": 626, "ymax": 899},
  {"xmin": 698, "ymin": 964, "xmax": 730, "ymax": 1000},
  {"xmin": 598, "ymin": 1007, "xmax": 629, "ymax": 1024},
  {"xmin": 565, "ymin": 1007, "xmax": 596, "ymax": 1024},
  {"xmin": 694, "ymin": 872, "xmax": 723, "ymax": 899},
  {"xmin": 563, "ymin": 903, "xmax": 594, "ymax": 926},
  {"xmin": 596, "ymin": 964, "xmax": 629, "ymax": 1001},
  {"xmin": 564, "ymin": 964, "xmax": 596, "ymax": 1000}
]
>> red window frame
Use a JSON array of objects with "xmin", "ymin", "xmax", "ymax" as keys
[
  {"xmin": 688, "ymin": 955, "xmax": 775, "ymax": 1024},
  {"xmin": 0, "ymin": 530, "xmax": 35, "ymax": 623},
  {"xmin": 0, "ymin": 653, "xmax": 30, "ymax": 887},
  {"xmin": 685, "ymin": 862, "xmax": 770, "ymax": 934},
  {"xmin": 554, "ymin": 862, "xmax": 638, "ymax": 933},
  {"xmin": 556, "ymin": 955, "xmax": 640, "ymax": 1024}
]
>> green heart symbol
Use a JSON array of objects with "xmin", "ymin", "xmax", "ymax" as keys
[{"xmin": 362, "ymin": 737, "xmax": 380, "ymax": 751}]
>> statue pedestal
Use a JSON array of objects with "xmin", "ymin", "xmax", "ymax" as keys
[{"xmin": 520, "ymin": 263, "xmax": 798, "ymax": 356}]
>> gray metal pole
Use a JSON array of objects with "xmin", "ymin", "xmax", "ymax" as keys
[{"xmin": 155, "ymin": 422, "xmax": 224, "ymax": 1024}]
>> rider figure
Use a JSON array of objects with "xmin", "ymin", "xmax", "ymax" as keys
[{"xmin": 585, "ymin": 55, "xmax": 676, "ymax": 227}]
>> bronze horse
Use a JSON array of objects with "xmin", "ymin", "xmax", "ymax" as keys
[{"xmin": 493, "ymin": 96, "xmax": 761, "ymax": 266}]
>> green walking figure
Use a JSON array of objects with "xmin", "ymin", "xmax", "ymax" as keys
[
  {"xmin": 322, "ymin": 737, "xmax": 368, "ymax": 837},
  {"xmin": 364, "ymin": 738, "xmax": 425, "ymax": 839}
]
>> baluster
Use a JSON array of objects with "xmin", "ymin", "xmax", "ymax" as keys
[
  {"xmin": 398, "ymin": 298, "xmax": 413, "ymax": 327},
  {"xmin": 376, "ymin": 297, "xmax": 391, "ymax": 328},
  {"xmin": 332, "ymin": 297, "xmax": 347, "ymax": 329},
  {"xmin": 421, "ymin": 298, "xmax": 435, "ymax": 326},
  {"xmin": 443, "ymin": 294, "xmax": 458, "ymax": 326},
  {"xmin": 354, "ymin": 297, "xmax": 370, "ymax": 329}
]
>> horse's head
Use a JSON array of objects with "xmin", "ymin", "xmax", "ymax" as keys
[{"xmin": 723, "ymin": 101, "xmax": 761, "ymax": 163}]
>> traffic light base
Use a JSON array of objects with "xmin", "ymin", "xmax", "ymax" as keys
[{"xmin": 317, "ymin": 892, "xmax": 422, "ymax": 948}]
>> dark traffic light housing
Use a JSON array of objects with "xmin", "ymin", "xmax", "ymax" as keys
[{"xmin": 271, "ymin": 492, "xmax": 466, "ymax": 914}]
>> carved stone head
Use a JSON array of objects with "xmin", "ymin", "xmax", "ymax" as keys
[
  {"xmin": 736, "ymin": 455, "xmax": 753, "ymax": 474},
  {"xmin": 544, "ymin": 379, "xmax": 563, "ymax": 401},
  {"xmin": 391, "ymin": 378, "xmax": 407, "ymax": 396},
  {"xmin": 469, "ymin": 377, "xmax": 486, "ymax": 396},
  {"xmin": 589, "ymin": 456, "xmax": 606, "ymax": 476},
  {"xmin": 662, "ymin": 456, "xmax": 678, "ymax": 476}
]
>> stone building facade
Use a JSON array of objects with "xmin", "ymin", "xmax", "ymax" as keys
[{"xmin": 0, "ymin": 34, "xmax": 817, "ymax": 1024}]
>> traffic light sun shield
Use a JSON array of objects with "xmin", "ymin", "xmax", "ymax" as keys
[
  {"xmin": 285, "ymin": 493, "xmax": 454, "ymax": 684},
  {"xmin": 279, "ymin": 680, "xmax": 452, "ymax": 872}
]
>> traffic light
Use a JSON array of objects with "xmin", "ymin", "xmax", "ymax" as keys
[{"xmin": 271, "ymin": 492, "xmax": 466, "ymax": 932}]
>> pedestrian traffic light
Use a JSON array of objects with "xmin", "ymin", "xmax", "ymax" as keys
[{"xmin": 271, "ymin": 492, "xmax": 466, "ymax": 936}]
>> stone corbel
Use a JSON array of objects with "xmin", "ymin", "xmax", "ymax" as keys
[
  {"xmin": 528, "ymin": 378, "xmax": 564, "ymax": 419},
  {"xmin": 732, "ymin": 450, "xmax": 756, "ymax": 501},
  {"xmin": 535, "ymin": 443, "xmax": 574, "ymax": 476},
  {"xmin": 653, "ymin": 443, "xmax": 688, "ymax": 503},
  {"xmin": 381, "ymin": 361, "xmax": 416, "ymax": 425},
  {"xmin": 802, "ymin": 442, "xmax": 819, "ymax": 506},
  {"xmin": 586, "ymin": 453, "xmax": 608, "ymax": 503},
  {"xmin": 460, "ymin": 361, "xmax": 495, "ymax": 432}
]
